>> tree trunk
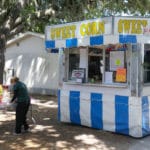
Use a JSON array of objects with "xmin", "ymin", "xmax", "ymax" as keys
[{"xmin": 0, "ymin": 35, "xmax": 6, "ymax": 84}]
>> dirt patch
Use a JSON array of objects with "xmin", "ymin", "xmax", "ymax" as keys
[{"xmin": 0, "ymin": 95, "xmax": 146, "ymax": 150}]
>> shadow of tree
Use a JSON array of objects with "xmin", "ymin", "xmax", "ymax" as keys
[{"xmin": 0, "ymin": 96, "xmax": 149, "ymax": 150}]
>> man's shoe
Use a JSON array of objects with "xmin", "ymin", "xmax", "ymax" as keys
[
  {"xmin": 23, "ymin": 128, "xmax": 31, "ymax": 133},
  {"xmin": 13, "ymin": 132, "xmax": 21, "ymax": 135}
]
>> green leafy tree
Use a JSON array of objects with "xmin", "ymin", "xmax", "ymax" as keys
[{"xmin": 0, "ymin": 0, "xmax": 56, "ymax": 83}]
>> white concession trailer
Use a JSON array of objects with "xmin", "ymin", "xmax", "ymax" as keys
[{"xmin": 45, "ymin": 17, "xmax": 150, "ymax": 137}]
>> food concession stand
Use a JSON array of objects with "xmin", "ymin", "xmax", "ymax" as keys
[{"xmin": 45, "ymin": 17, "xmax": 150, "ymax": 138}]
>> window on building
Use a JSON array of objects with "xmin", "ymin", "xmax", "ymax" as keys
[
  {"xmin": 88, "ymin": 47, "xmax": 103, "ymax": 83},
  {"xmin": 68, "ymin": 48, "xmax": 80, "ymax": 80},
  {"xmin": 144, "ymin": 44, "xmax": 150, "ymax": 83},
  {"xmin": 66, "ymin": 44, "xmax": 128, "ymax": 85}
]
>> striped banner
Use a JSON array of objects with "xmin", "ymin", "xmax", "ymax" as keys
[
  {"xmin": 69, "ymin": 91, "xmax": 81, "ymax": 125},
  {"xmin": 142, "ymin": 96, "xmax": 150, "ymax": 136},
  {"xmin": 45, "ymin": 34, "xmax": 141, "ymax": 49},
  {"xmin": 115, "ymin": 95, "xmax": 129, "ymax": 135},
  {"xmin": 91, "ymin": 93, "xmax": 103, "ymax": 129},
  {"xmin": 46, "ymin": 35, "xmax": 104, "ymax": 49},
  {"xmin": 59, "ymin": 90, "xmax": 150, "ymax": 138}
]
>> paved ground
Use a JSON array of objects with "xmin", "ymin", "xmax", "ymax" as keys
[{"xmin": 0, "ymin": 95, "xmax": 150, "ymax": 150}]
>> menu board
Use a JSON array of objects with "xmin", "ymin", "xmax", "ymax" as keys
[
  {"xmin": 116, "ymin": 68, "xmax": 127, "ymax": 82},
  {"xmin": 71, "ymin": 69, "xmax": 85, "ymax": 83},
  {"xmin": 105, "ymin": 72, "xmax": 113, "ymax": 84},
  {"xmin": 110, "ymin": 51, "xmax": 124, "ymax": 71}
]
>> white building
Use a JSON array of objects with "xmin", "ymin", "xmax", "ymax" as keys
[{"xmin": 5, "ymin": 32, "xmax": 59, "ymax": 95}]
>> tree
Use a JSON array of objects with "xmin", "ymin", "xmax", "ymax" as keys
[
  {"xmin": 0, "ymin": 0, "xmax": 55, "ymax": 84},
  {"xmin": 0, "ymin": 1, "xmax": 24, "ymax": 84},
  {"xmin": 22, "ymin": 0, "xmax": 150, "ymax": 31}
]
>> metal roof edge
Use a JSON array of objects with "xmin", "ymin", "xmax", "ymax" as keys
[{"xmin": 6, "ymin": 31, "xmax": 44, "ymax": 48}]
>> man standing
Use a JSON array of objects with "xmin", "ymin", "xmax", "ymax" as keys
[{"xmin": 11, "ymin": 77, "xmax": 30, "ymax": 135}]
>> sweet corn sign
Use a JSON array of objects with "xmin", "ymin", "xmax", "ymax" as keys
[
  {"xmin": 46, "ymin": 17, "xmax": 150, "ymax": 41},
  {"xmin": 50, "ymin": 25, "xmax": 76, "ymax": 39},
  {"xmin": 118, "ymin": 19, "xmax": 147, "ymax": 34},
  {"xmin": 50, "ymin": 21, "xmax": 105, "ymax": 40},
  {"xmin": 114, "ymin": 17, "xmax": 150, "ymax": 34},
  {"xmin": 46, "ymin": 17, "xmax": 112, "ymax": 40}
]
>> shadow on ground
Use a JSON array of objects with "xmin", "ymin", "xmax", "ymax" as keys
[{"xmin": 0, "ymin": 95, "xmax": 150, "ymax": 150}]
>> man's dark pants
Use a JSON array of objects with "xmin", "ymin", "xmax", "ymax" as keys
[{"xmin": 15, "ymin": 102, "xmax": 30, "ymax": 133}]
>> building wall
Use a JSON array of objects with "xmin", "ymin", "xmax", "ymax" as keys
[{"xmin": 5, "ymin": 36, "xmax": 59, "ymax": 95}]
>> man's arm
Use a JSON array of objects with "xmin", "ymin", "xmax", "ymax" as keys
[{"xmin": 11, "ymin": 89, "xmax": 17, "ymax": 103}]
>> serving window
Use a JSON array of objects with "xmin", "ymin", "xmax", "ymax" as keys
[
  {"xmin": 88, "ymin": 47, "xmax": 103, "ymax": 83},
  {"xmin": 144, "ymin": 44, "xmax": 150, "ymax": 83},
  {"xmin": 67, "ymin": 48, "xmax": 80, "ymax": 81},
  {"xmin": 65, "ymin": 44, "xmax": 128, "ymax": 85}
]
